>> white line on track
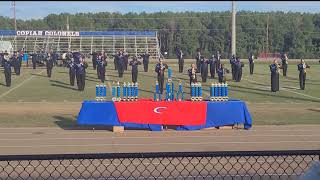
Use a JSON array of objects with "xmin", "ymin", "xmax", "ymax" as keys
[
  {"xmin": 0, "ymin": 140, "xmax": 319, "ymax": 148},
  {"xmin": 0, "ymin": 134, "xmax": 319, "ymax": 141},
  {"xmin": 0, "ymin": 69, "xmax": 46, "ymax": 99}
]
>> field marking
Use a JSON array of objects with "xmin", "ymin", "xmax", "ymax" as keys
[
  {"xmin": 0, "ymin": 140, "xmax": 319, "ymax": 148},
  {"xmin": 241, "ymin": 77, "xmax": 320, "ymax": 100},
  {"xmin": 0, "ymin": 69, "xmax": 46, "ymax": 99},
  {"xmin": 0, "ymin": 134, "xmax": 319, "ymax": 141}
]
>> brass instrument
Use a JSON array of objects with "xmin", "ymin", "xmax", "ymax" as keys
[{"xmin": 191, "ymin": 67, "xmax": 196, "ymax": 80}]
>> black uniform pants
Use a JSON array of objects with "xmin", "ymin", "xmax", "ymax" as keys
[
  {"xmin": 14, "ymin": 66, "xmax": 21, "ymax": 76},
  {"xmin": 118, "ymin": 65, "xmax": 124, "ymax": 78},
  {"xmin": 201, "ymin": 69, "xmax": 208, "ymax": 82},
  {"xmin": 69, "ymin": 70, "xmax": 75, "ymax": 86},
  {"xmin": 92, "ymin": 59, "xmax": 97, "ymax": 70},
  {"xmin": 4, "ymin": 70, "xmax": 11, "ymax": 87},
  {"xmin": 299, "ymin": 72, "xmax": 306, "ymax": 90},
  {"xmin": 249, "ymin": 63, "xmax": 254, "ymax": 75},
  {"xmin": 271, "ymin": 72, "xmax": 279, "ymax": 92},
  {"xmin": 124, "ymin": 59, "xmax": 128, "ymax": 71},
  {"xmin": 132, "ymin": 70, "xmax": 138, "ymax": 83},
  {"xmin": 143, "ymin": 60, "xmax": 149, "ymax": 72},
  {"xmin": 47, "ymin": 67, "xmax": 52, "ymax": 78},
  {"xmin": 158, "ymin": 74, "xmax": 164, "ymax": 94},
  {"xmin": 196, "ymin": 60, "xmax": 201, "ymax": 73},
  {"xmin": 32, "ymin": 60, "xmax": 36, "ymax": 69},
  {"xmin": 235, "ymin": 68, "xmax": 240, "ymax": 82},
  {"xmin": 178, "ymin": 60, "xmax": 184, "ymax": 73},
  {"xmin": 99, "ymin": 69, "xmax": 105, "ymax": 83},
  {"xmin": 114, "ymin": 60, "xmax": 118, "ymax": 70},
  {"xmin": 210, "ymin": 65, "xmax": 215, "ymax": 79},
  {"xmin": 76, "ymin": 73, "xmax": 86, "ymax": 91},
  {"xmin": 218, "ymin": 76, "xmax": 224, "ymax": 83},
  {"xmin": 282, "ymin": 65, "xmax": 287, "ymax": 76}
]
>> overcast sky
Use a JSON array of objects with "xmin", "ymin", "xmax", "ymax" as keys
[{"xmin": 0, "ymin": 1, "xmax": 319, "ymax": 20}]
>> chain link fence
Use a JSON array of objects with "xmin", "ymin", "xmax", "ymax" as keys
[{"xmin": 0, "ymin": 150, "xmax": 319, "ymax": 179}]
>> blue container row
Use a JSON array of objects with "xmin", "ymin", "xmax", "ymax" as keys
[
  {"xmin": 210, "ymin": 83, "xmax": 228, "ymax": 97},
  {"xmin": 95, "ymin": 84, "xmax": 107, "ymax": 99},
  {"xmin": 191, "ymin": 83, "xmax": 202, "ymax": 98},
  {"xmin": 111, "ymin": 83, "xmax": 139, "ymax": 99}
]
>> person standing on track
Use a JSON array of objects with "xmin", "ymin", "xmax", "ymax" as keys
[
  {"xmin": 2, "ymin": 53, "xmax": 13, "ymax": 87},
  {"xmin": 129, "ymin": 56, "xmax": 142, "ymax": 83},
  {"xmin": 178, "ymin": 50, "xmax": 184, "ymax": 73},
  {"xmin": 90, "ymin": 50, "xmax": 98, "ymax": 70},
  {"xmin": 270, "ymin": 59, "xmax": 281, "ymax": 92},
  {"xmin": 200, "ymin": 56, "xmax": 209, "ymax": 83},
  {"xmin": 96, "ymin": 53, "xmax": 107, "ymax": 83},
  {"xmin": 188, "ymin": 63, "xmax": 198, "ymax": 85},
  {"xmin": 75, "ymin": 57, "xmax": 88, "ymax": 91},
  {"xmin": 141, "ymin": 51, "xmax": 150, "ymax": 72},
  {"xmin": 281, "ymin": 53, "xmax": 288, "ymax": 77},
  {"xmin": 248, "ymin": 53, "xmax": 255, "ymax": 75},
  {"xmin": 66, "ymin": 58, "xmax": 76, "ymax": 86},
  {"xmin": 209, "ymin": 55, "xmax": 216, "ymax": 79},
  {"xmin": 155, "ymin": 58, "xmax": 168, "ymax": 94},
  {"xmin": 195, "ymin": 48, "xmax": 201, "ymax": 73},
  {"xmin": 297, "ymin": 59, "xmax": 310, "ymax": 90},
  {"xmin": 45, "ymin": 52, "xmax": 54, "ymax": 78}
]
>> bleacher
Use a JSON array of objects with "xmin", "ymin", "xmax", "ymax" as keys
[{"xmin": 0, "ymin": 30, "xmax": 160, "ymax": 60}]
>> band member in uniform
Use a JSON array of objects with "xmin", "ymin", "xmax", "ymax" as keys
[
  {"xmin": 30, "ymin": 51, "xmax": 37, "ymax": 69},
  {"xmin": 75, "ymin": 57, "xmax": 88, "ymax": 91},
  {"xmin": 215, "ymin": 51, "xmax": 221, "ymax": 72},
  {"xmin": 117, "ymin": 51, "xmax": 125, "ymax": 78},
  {"xmin": 281, "ymin": 53, "xmax": 288, "ymax": 76},
  {"xmin": 113, "ymin": 51, "xmax": 119, "ymax": 70},
  {"xmin": 123, "ymin": 50, "xmax": 129, "ymax": 71},
  {"xmin": 96, "ymin": 53, "xmax": 107, "ymax": 83},
  {"xmin": 46, "ymin": 52, "xmax": 54, "ymax": 78},
  {"xmin": 2, "ymin": 54, "xmax": 12, "ymax": 87},
  {"xmin": 217, "ymin": 64, "xmax": 229, "ymax": 83},
  {"xmin": 66, "ymin": 58, "xmax": 76, "ymax": 86},
  {"xmin": 188, "ymin": 63, "xmax": 198, "ymax": 85},
  {"xmin": 72, "ymin": 50, "xmax": 82, "ymax": 64},
  {"xmin": 155, "ymin": 58, "xmax": 168, "ymax": 94},
  {"xmin": 195, "ymin": 48, "xmax": 201, "ymax": 73},
  {"xmin": 209, "ymin": 55, "xmax": 216, "ymax": 79},
  {"xmin": 11, "ymin": 52, "xmax": 21, "ymax": 76},
  {"xmin": 90, "ymin": 50, "xmax": 98, "ymax": 70},
  {"xmin": 229, "ymin": 54, "xmax": 236, "ymax": 80},
  {"xmin": 269, "ymin": 59, "xmax": 281, "ymax": 92},
  {"xmin": 178, "ymin": 50, "xmax": 184, "ymax": 73},
  {"xmin": 235, "ymin": 57, "xmax": 244, "ymax": 82},
  {"xmin": 141, "ymin": 51, "xmax": 150, "ymax": 72},
  {"xmin": 200, "ymin": 56, "xmax": 209, "ymax": 82},
  {"xmin": 129, "ymin": 56, "xmax": 142, "ymax": 83},
  {"xmin": 297, "ymin": 59, "xmax": 310, "ymax": 90},
  {"xmin": 248, "ymin": 53, "xmax": 255, "ymax": 75}
]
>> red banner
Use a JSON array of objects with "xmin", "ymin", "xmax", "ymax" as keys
[{"xmin": 114, "ymin": 99, "xmax": 207, "ymax": 125}]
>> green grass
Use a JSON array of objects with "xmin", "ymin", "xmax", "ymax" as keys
[{"xmin": 0, "ymin": 59, "xmax": 319, "ymax": 127}]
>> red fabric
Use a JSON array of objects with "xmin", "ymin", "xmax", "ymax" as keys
[{"xmin": 114, "ymin": 99, "xmax": 207, "ymax": 125}]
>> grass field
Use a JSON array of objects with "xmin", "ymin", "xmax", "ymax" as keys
[{"xmin": 0, "ymin": 59, "xmax": 319, "ymax": 128}]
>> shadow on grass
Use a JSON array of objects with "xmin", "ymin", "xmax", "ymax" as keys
[
  {"xmin": 50, "ymin": 79, "xmax": 70, "ymax": 86},
  {"xmin": 0, "ymin": 82, "xmax": 7, "ymax": 87},
  {"xmin": 31, "ymin": 73, "xmax": 48, "ymax": 78},
  {"xmin": 53, "ymin": 115, "xmax": 113, "ymax": 131},
  {"xmin": 307, "ymin": 108, "xmax": 320, "ymax": 113},
  {"xmin": 51, "ymin": 83, "xmax": 78, "ymax": 91}
]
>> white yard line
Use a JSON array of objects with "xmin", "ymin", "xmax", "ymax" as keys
[
  {"xmin": 0, "ymin": 140, "xmax": 319, "ymax": 148},
  {"xmin": 0, "ymin": 69, "xmax": 46, "ymax": 99},
  {"xmin": 242, "ymin": 77, "xmax": 320, "ymax": 100}
]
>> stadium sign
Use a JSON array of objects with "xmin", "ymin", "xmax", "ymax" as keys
[{"xmin": 16, "ymin": 30, "xmax": 80, "ymax": 37}]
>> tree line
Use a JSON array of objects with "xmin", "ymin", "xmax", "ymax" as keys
[{"xmin": 0, "ymin": 11, "xmax": 319, "ymax": 59}]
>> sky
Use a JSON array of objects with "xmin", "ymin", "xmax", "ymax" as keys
[{"xmin": 0, "ymin": 1, "xmax": 319, "ymax": 20}]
